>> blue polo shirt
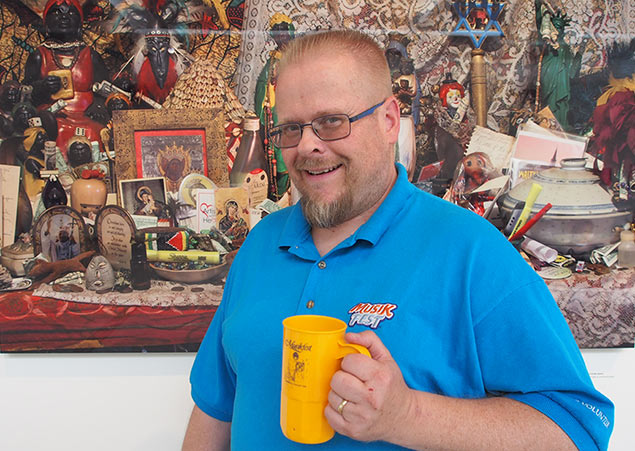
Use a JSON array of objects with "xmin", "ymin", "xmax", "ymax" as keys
[{"xmin": 190, "ymin": 164, "xmax": 613, "ymax": 450}]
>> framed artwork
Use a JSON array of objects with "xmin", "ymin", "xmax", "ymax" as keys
[
  {"xmin": 32, "ymin": 206, "xmax": 89, "ymax": 262},
  {"xmin": 112, "ymin": 108, "xmax": 228, "ymax": 193},
  {"xmin": 119, "ymin": 177, "xmax": 168, "ymax": 219}
]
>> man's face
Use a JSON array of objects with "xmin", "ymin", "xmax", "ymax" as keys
[
  {"xmin": 59, "ymin": 230, "xmax": 69, "ymax": 242},
  {"xmin": 276, "ymin": 52, "xmax": 399, "ymax": 229}
]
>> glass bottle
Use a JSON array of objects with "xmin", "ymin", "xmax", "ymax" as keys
[
  {"xmin": 130, "ymin": 240, "xmax": 151, "ymax": 290},
  {"xmin": 230, "ymin": 115, "xmax": 269, "ymax": 208},
  {"xmin": 617, "ymin": 230, "xmax": 635, "ymax": 268}
]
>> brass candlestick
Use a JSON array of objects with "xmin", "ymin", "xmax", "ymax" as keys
[{"xmin": 470, "ymin": 48, "xmax": 488, "ymax": 127}]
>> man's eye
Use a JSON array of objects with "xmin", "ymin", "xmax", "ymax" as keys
[
  {"xmin": 320, "ymin": 116, "xmax": 344, "ymax": 128},
  {"xmin": 282, "ymin": 124, "xmax": 300, "ymax": 135}
]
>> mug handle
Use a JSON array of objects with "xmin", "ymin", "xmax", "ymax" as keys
[{"xmin": 336, "ymin": 339, "xmax": 371, "ymax": 359}]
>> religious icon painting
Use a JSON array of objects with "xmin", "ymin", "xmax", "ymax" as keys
[
  {"xmin": 214, "ymin": 187, "xmax": 249, "ymax": 246},
  {"xmin": 32, "ymin": 206, "xmax": 89, "ymax": 263},
  {"xmin": 118, "ymin": 177, "xmax": 169, "ymax": 222},
  {"xmin": 134, "ymin": 129, "xmax": 207, "ymax": 194},
  {"xmin": 112, "ymin": 109, "xmax": 228, "ymax": 193}
]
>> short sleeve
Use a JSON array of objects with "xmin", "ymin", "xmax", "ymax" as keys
[
  {"xmin": 189, "ymin": 274, "xmax": 237, "ymax": 422},
  {"xmin": 474, "ymin": 280, "xmax": 614, "ymax": 450}
]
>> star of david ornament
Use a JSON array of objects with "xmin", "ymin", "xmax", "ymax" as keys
[{"xmin": 450, "ymin": 1, "xmax": 505, "ymax": 48}]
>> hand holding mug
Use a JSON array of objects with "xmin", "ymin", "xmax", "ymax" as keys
[{"xmin": 324, "ymin": 330, "xmax": 414, "ymax": 444}]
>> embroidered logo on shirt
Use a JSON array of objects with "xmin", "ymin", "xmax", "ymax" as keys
[{"xmin": 347, "ymin": 302, "xmax": 397, "ymax": 329}]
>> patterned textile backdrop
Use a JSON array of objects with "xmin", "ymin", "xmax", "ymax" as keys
[{"xmin": 236, "ymin": 0, "xmax": 635, "ymax": 134}]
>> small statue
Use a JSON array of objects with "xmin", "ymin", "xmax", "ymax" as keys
[
  {"xmin": 41, "ymin": 175, "xmax": 68, "ymax": 209},
  {"xmin": 0, "ymin": 81, "xmax": 22, "ymax": 138},
  {"xmin": 23, "ymin": 0, "xmax": 109, "ymax": 160},
  {"xmin": 85, "ymin": 254, "xmax": 115, "ymax": 291},
  {"xmin": 67, "ymin": 127, "xmax": 93, "ymax": 168},
  {"xmin": 385, "ymin": 35, "xmax": 422, "ymax": 125},
  {"xmin": 22, "ymin": 117, "xmax": 54, "ymax": 200},
  {"xmin": 109, "ymin": 2, "xmax": 192, "ymax": 105},
  {"xmin": 534, "ymin": 0, "xmax": 586, "ymax": 132}
]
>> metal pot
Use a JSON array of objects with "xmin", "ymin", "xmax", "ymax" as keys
[{"xmin": 499, "ymin": 158, "xmax": 632, "ymax": 254}]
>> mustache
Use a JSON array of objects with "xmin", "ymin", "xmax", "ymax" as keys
[{"xmin": 294, "ymin": 157, "xmax": 344, "ymax": 172}]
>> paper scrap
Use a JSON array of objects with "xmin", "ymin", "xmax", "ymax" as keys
[
  {"xmin": 0, "ymin": 164, "xmax": 21, "ymax": 248},
  {"xmin": 466, "ymin": 126, "xmax": 516, "ymax": 171}
]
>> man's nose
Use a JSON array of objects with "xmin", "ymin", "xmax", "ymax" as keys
[{"xmin": 296, "ymin": 125, "xmax": 323, "ymax": 154}]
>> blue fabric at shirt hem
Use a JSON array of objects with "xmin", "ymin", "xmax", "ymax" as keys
[
  {"xmin": 191, "ymin": 387, "xmax": 233, "ymax": 423},
  {"xmin": 507, "ymin": 392, "xmax": 602, "ymax": 451}
]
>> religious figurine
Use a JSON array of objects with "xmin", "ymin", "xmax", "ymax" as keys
[
  {"xmin": 385, "ymin": 35, "xmax": 422, "ymax": 125},
  {"xmin": 254, "ymin": 13, "xmax": 295, "ymax": 200},
  {"xmin": 0, "ymin": 81, "xmax": 22, "ymax": 138},
  {"xmin": 110, "ymin": 2, "xmax": 192, "ymax": 105},
  {"xmin": 11, "ymin": 101, "xmax": 38, "ymax": 137},
  {"xmin": 67, "ymin": 127, "xmax": 93, "ymax": 168},
  {"xmin": 23, "ymin": 0, "xmax": 109, "ymax": 160},
  {"xmin": 534, "ymin": 0, "xmax": 586, "ymax": 132},
  {"xmin": 85, "ymin": 254, "xmax": 115, "ymax": 291},
  {"xmin": 22, "ymin": 116, "xmax": 58, "ymax": 200}
]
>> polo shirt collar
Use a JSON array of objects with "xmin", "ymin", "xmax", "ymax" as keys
[{"xmin": 278, "ymin": 163, "xmax": 414, "ymax": 251}]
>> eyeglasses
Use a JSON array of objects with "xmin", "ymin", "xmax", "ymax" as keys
[{"xmin": 269, "ymin": 99, "xmax": 386, "ymax": 149}]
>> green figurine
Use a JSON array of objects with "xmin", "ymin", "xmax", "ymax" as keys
[
  {"xmin": 535, "ymin": 0, "xmax": 587, "ymax": 131},
  {"xmin": 254, "ymin": 13, "xmax": 295, "ymax": 200}
]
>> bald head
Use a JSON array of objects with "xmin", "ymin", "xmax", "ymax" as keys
[{"xmin": 278, "ymin": 30, "xmax": 392, "ymax": 103}]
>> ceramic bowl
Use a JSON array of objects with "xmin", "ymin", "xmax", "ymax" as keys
[
  {"xmin": 500, "ymin": 158, "xmax": 631, "ymax": 254},
  {"xmin": 150, "ymin": 262, "xmax": 228, "ymax": 284}
]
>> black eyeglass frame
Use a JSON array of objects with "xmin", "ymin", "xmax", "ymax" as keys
[{"xmin": 269, "ymin": 99, "xmax": 386, "ymax": 148}]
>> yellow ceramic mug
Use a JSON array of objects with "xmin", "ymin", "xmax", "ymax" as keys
[{"xmin": 280, "ymin": 315, "xmax": 371, "ymax": 444}]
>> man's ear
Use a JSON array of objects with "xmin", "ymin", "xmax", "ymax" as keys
[{"xmin": 383, "ymin": 96, "xmax": 401, "ymax": 145}]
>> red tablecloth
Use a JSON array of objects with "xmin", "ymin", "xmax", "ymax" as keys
[{"xmin": 0, "ymin": 292, "xmax": 216, "ymax": 352}]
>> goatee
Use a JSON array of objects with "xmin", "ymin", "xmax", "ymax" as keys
[{"xmin": 300, "ymin": 188, "xmax": 354, "ymax": 229}]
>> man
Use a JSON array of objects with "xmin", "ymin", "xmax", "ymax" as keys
[{"xmin": 183, "ymin": 30, "xmax": 613, "ymax": 449}]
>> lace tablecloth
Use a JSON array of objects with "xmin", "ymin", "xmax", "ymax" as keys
[
  {"xmin": 545, "ymin": 268, "xmax": 635, "ymax": 348},
  {"xmin": 32, "ymin": 280, "xmax": 223, "ymax": 308}
]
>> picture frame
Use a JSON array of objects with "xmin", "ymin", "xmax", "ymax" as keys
[
  {"xmin": 112, "ymin": 108, "xmax": 228, "ymax": 193},
  {"xmin": 95, "ymin": 205, "xmax": 137, "ymax": 270},
  {"xmin": 32, "ymin": 206, "xmax": 89, "ymax": 262},
  {"xmin": 118, "ymin": 177, "xmax": 169, "ymax": 220}
]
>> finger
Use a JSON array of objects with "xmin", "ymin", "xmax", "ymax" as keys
[
  {"xmin": 330, "ymin": 368, "xmax": 368, "ymax": 405},
  {"xmin": 345, "ymin": 330, "xmax": 393, "ymax": 362},
  {"xmin": 324, "ymin": 400, "xmax": 348, "ymax": 431}
]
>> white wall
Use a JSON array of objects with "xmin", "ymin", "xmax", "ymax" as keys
[{"xmin": 0, "ymin": 349, "xmax": 632, "ymax": 450}]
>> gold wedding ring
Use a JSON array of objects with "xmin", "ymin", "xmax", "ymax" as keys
[{"xmin": 337, "ymin": 399, "xmax": 348, "ymax": 415}]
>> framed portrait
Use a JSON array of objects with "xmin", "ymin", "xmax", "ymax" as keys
[
  {"xmin": 112, "ymin": 108, "xmax": 228, "ymax": 194},
  {"xmin": 119, "ymin": 177, "xmax": 168, "ymax": 219},
  {"xmin": 32, "ymin": 206, "xmax": 89, "ymax": 263}
]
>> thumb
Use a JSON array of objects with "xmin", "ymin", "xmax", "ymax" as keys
[{"xmin": 345, "ymin": 331, "xmax": 392, "ymax": 362}]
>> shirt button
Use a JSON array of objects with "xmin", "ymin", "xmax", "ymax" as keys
[
  {"xmin": 306, "ymin": 300, "xmax": 315, "ymax": 309},
  {"xmin": 318, "ymin": 261, "xmax": 326, "ymax": 269}
]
